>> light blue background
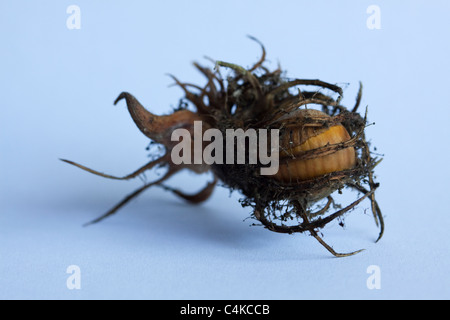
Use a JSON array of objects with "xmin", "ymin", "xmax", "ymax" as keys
[{"xmin": 1, "ymin": 0, "xmax": 449, "ymax": 299}]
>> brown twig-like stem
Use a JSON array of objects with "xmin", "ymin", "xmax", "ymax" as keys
[
  {"xmin": 60, "ymin": 155, "xmax": 168, "ymax": 181},
  {"xmin": 83, "ymin": 167, "xmax": 181, "ymax": 226},
  {"xmin": 159, "ymin": 176, "xmax": 218, "ymax": 204}
]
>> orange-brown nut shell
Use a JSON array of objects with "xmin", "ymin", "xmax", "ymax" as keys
[{"xmin": 274, "ymin": 110, "xmax": 356, "ymax": 182}]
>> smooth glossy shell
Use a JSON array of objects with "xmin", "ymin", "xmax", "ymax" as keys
[{"xmin": 274, "ymin": 110, "xmax": 356, "ymax": 182}]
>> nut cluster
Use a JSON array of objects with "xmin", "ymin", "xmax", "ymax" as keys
[{"xmin": 63, "ymin": 39, "xmax": 383, "ymax": 257}]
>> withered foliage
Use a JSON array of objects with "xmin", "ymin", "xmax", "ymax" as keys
[{"xmin": 63, "ymin": 38, "xmax": 383, "ymax": 257}]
